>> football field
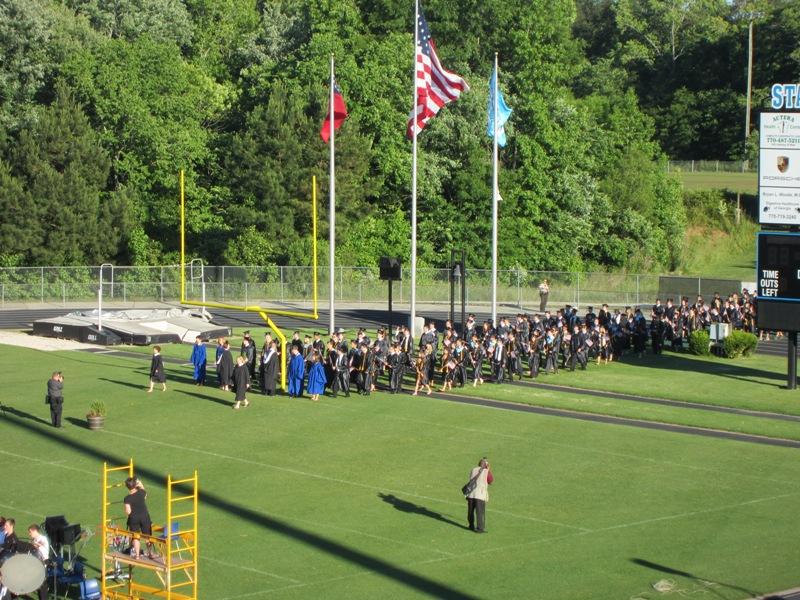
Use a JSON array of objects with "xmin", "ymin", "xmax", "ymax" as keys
[{"xmin": 3, "ymin": 344, "xmax": 800, "ymax": 599}]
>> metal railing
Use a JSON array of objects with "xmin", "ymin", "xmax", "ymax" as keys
[{"xmin": 0, "ymin": 265, "xmax": 750, "ymax": 310}]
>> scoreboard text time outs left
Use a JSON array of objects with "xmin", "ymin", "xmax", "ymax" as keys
[{"xmin": 757, "ymin": 232, "xmax": 800, "ymax": 331}]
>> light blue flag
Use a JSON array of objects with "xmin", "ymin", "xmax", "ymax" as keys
[{"xmin": 487, "ymin": 67, "xmax": 512, "ymax": 147}]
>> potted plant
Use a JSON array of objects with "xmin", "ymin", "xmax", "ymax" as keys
[{"xmin": 87, "ymin": 401, "xmax": 106, "ymax": 430}]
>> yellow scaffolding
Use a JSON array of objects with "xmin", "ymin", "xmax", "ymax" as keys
[
  {"xmin": 179, "ymin": 170, "xmax": 320, "ymax": 390},
  {"xmin": 101, "ymin": 461, "xmax": 199, "ymax": 600}
]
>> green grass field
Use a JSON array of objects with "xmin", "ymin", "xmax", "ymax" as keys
[
  {"xmin": 679, "ymin": 172, "xmax": 757, "ymax": 195},
  {"xmin": 3, "ymin": 343, "xmax": 800, "ymax": 599}
]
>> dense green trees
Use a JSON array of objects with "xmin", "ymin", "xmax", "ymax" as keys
[
  {"xmin": 575, "ymin": 0, "xmax": 800, "ymax": 160},
  {"xmin": 0, "ymin": 85, "xmax": 123, "ymax": 265},
  {"xmin": 0, "ymin": 0, "xmax": 796, "ymax": 271}
]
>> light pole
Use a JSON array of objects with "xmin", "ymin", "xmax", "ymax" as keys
[
  {"xmin": 189, "ymin": 259, "xmax": 206, "ymax": 317},
  {"xmin": 98, "ymin": 263, "xmax": 112, "ymax": 331},
  {"xmin": 449, "ymin": 249, "xmax": 466, "ymax": 334}
]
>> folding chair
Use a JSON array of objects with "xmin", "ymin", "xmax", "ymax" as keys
[{"xmin": 79, "ymin": 578, "xmax": 101, "ymax": 600}]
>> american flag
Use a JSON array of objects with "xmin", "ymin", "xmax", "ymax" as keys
[{"xmin": 407, "ymin": 3, "xmax": 469, "ymax": 138}]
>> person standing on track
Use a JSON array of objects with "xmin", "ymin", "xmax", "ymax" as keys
[{"xmin": 538, "ymin": 279, "xmax": 550, "ymax": 312}]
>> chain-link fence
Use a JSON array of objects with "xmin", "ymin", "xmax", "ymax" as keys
[
  {"xmin": 0, "ymin": 265, "xmax": 748, "ymax": 310},
  {"xmin": 666, "ymin": 160, "xmax": 757, "ymax": 173}
]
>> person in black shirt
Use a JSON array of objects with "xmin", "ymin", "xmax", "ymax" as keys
[
  {"xmin": 1, "ymin": 517, "xmax": 18, "ymax": 553},
  {"xmin": 124, "ymin": 477, "xmax": 152, "ymax": 559}
]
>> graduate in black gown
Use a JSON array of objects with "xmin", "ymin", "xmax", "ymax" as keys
[
  {"xmin": 233, "ymin": 355, "xmax": 250, "ymax": 410},
  {"xmin": 387, "ymin": 343, "xmax": 404, "ymax": 393},
  {"xmin": 412, "ymin": 345, "xmax": 434, "ymax": 396},
  {"xmin": 332, "ymin": 346, "xmax": 350, "ymax": 397},
  {"xmin": 324, "ymin": 340, "xmax": 337, "ymax": 390},
  {"xmin": 528, "ymin": 330, "xmax": 542, "ymax": 378},
  {"xmin": 260, "ymin": 340, "xmax": 278, "ymax": 396},
  {"xmin": 470, "ymin": 335, "xmax": 486, "ymax": 386},
  {"xmin": 241, "ymin": 336, "xmax": 256, "ymax": 382},
  {"xmin": 216, "ymin": 340, "xmax": 234, "ymax": 391},
  {"xmin": 357, "ymin": 343, "xmax": 372, "ymax": 395},
  {"xmin": 147, "ymin": 346, "xmax": 166, "ymax": 392}
]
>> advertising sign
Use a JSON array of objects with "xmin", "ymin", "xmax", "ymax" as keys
[{"xmin": 759, "ymin": 113, "xmax": 800, "ymax": 226}]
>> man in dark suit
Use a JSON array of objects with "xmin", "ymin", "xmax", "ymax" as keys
[{"xmin": 46, "ymin": 371, "xmax": 64, "ymax": 427}]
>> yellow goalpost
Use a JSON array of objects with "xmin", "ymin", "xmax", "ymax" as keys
[{"xmin": 179, "ymin": 170, "xmax": 320, "ymax": 390}]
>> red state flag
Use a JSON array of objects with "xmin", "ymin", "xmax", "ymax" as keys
[{"xmin": 320, "ymin": 81, "xmax": 348, "ymax": 143}]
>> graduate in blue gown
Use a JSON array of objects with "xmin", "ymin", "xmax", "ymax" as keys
[
  {"xmin": 306, "ymin": 353, "xmax": 327, "ymax": 402},
  {"xmin": 189, "ymin": 336, "xmax": 207, "ymax": 385},
  {"xmin": 288, "ymin": 346, "xmax": 305, "ymax": 397}
]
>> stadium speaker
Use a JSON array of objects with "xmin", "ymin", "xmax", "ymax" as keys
[
  {"xmin": 379, "ymin": 257, "xmax": 402, "ymax": 281},
  {"xmin": 44, "ymin": 515, "xmax": 68, "ymax": 548},
  {"xmin": 62, "ymin": 523, "xmax": 82, "ymax": 546}
]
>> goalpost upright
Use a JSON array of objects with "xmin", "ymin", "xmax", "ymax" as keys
[{"xmin": 179, "ymin": 170, "xmax": 320, "ymax": 390}]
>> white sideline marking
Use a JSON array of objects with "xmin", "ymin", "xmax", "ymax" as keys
[
  {"xmin": 419, "ymin": 489, "xmax": 800, "ymax": 562},
  {"xmin": 0, "ymin": 449, "xmax": 97, "ymax": 476},
  {"xmin": 216, "ymin": 489, "xmax": 800, "ymax": 599},
  {"xmin": 266, "ymin": 509, "xmax": 455, "ymax": 558},
  {"xmin": 592, "ymin": 491, "xmax": 800, "ymax": 533},
  {"xmin": 101, "ymin": 429, "xmax": 588, "ymax": 533},
  {"xmin": 0, "ymin": 502, "xmax": 45, "ymax": 519},
  {"xmin": 202, "ymin": 557, "xmax": 301, "ymax": 584},
  {"xmin": 317, "ymin": 397, "xmax": 800, "ymax": 488}
]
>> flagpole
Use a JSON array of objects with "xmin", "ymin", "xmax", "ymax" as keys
[
  {"xmin": 329, "ymin": 53, "xmax": 336, "ymax": 334},
  {"xmin": 491, "ymin": 52, "xmax": 499, "ymax": 325},
  {"xmin": 410, "ymin": 0, "xmax": 419, "ymax": 339}
]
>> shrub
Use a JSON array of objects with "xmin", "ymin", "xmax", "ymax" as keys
[
  {"xmin": 723, "ymin": 331, "xmax": 758, "ymax": 358},
  {"xmin": 688, "ymin": 330, "xmax": 711, "ymax": 356},
  {"xmin": 87, "ymin": 401, "xmax": 107, "ymax": 417}
]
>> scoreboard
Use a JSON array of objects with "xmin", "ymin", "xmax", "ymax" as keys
[{"xmin": 757, "ymin": 232, "xmax": 800, "ymax": 331}]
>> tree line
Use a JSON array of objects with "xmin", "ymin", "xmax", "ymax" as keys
[{"xmin": 0, "ymin": 0, "xmax": 796, "ymax": 271}]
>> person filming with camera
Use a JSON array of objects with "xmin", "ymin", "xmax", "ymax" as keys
[
  {"xmin": 463, "ymin": 457, "xmax": 494, "ymax": 533},
  {"xmin": 124, "ymin": 477, "xmax": 153, "ymax": 559}
]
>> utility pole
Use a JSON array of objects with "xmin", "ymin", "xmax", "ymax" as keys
[{"xmin": 743, "ymin": 16, "xmax": 754, "ymax": 172}]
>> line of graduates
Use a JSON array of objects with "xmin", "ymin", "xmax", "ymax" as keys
[
  {"xmin": 407, "ymin": 288, "xmax": 762, "ymax": 388},
  {"xmin": 189, "ymin": 287, "xmax": 761, "ymax": 402}
]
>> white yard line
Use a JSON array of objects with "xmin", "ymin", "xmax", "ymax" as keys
[
  {"xmin": 201, "ymin": 557, "xmax": 301, "ymax": 584},
  {"xmin": 315, "ymin": 398, "xmax": 800, "ymax": 488},
  {"xmin": 0, "ymin": 449, "xmax": 97, "ymax": 476},
  {"xmin": 215, "ymin": 489, "xmax": 800, "ymax": 599},
  {"xmin": 101, "ymin": 429, "xmax": 586, "ymax": 533},
  {"xmin": 263, "ymin": 510, "xmax": 456, "ymax": 558},
  {"xmin": 0, "ymin": 502, "xmax": 46, "ymax": 519}
]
